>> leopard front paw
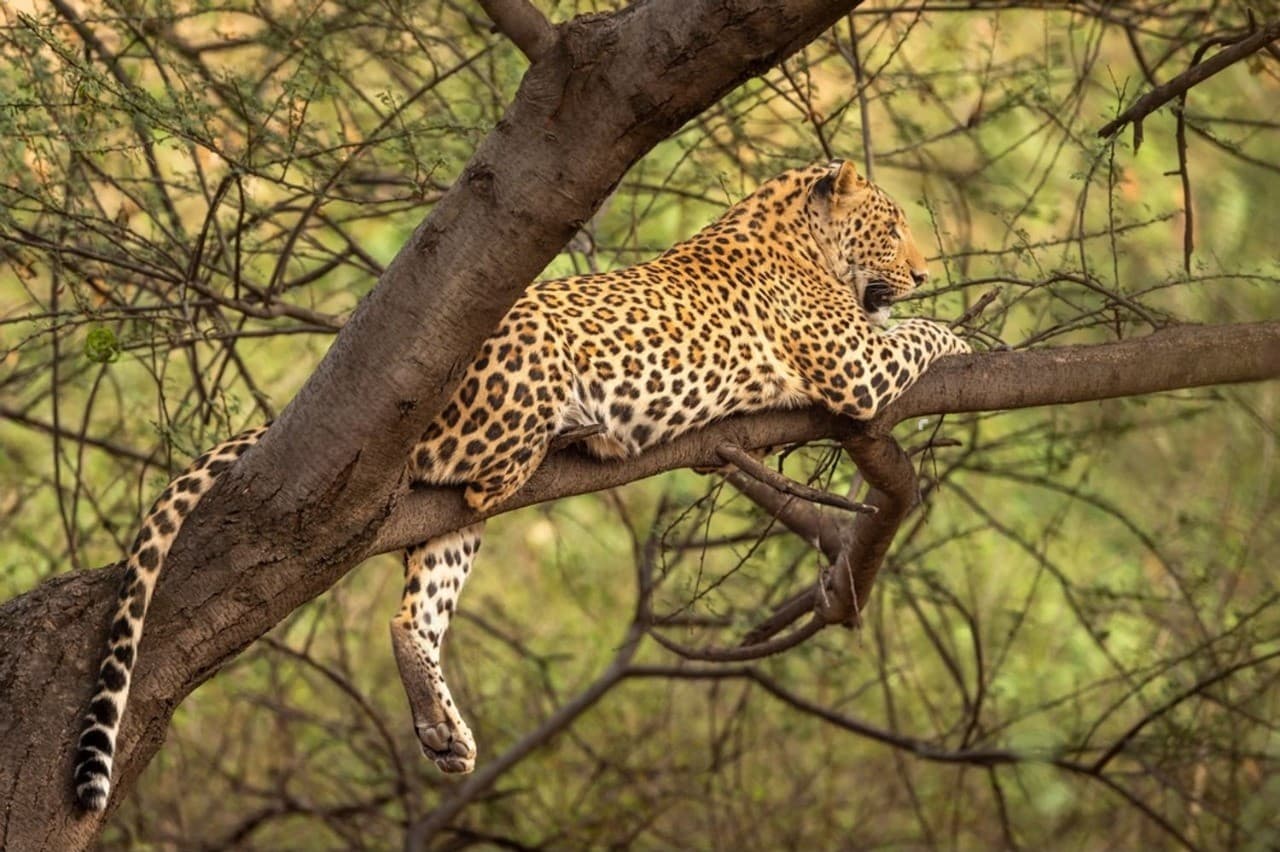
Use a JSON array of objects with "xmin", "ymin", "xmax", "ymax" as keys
[
  {"xmin": 895, "ymin": 317, "xmax": 970, "ymax": 356},
  {"xmin": 947, "ymin": 329, "xmax": 972, "ymax": 355}
]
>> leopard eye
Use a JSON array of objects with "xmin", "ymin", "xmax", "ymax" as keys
[{"xmin": 890, "ymin": 223, "xmax": 903, "ymax": 241}]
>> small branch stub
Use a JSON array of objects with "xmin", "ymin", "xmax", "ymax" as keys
[
  {"xmin": 548, "ymin": 422, "xmax": 606, "ymax": 451},
  {"xmin": 476, "ymin": 0, "xmax": 557, "ymax": 63}
]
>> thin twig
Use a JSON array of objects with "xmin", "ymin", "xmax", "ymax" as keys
[
  {"xmin": 951, "ymin": 288, "xmax": 1000, "ymax": 328},
  {"xmin": 1090, "ymin": 648, "xmax": 1280, "ymax": 773},
  {"xmin": 849, "ymin": 15, "xmax": 875, "ymax": 182},
  {"xmin": 0, "ymin": 406, "xmax": 162, "ymax": 469}
]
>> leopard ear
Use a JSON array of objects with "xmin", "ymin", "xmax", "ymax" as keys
[
  {"xmin": 812, "ymin": 160, "xmax": 867, "ymax": 205},
  {"xmin": 832, "ymin": 160, "xmax": 863, "ymax": 197}
]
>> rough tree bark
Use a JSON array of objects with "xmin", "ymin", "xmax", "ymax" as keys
[{"xmin": 0, "ymin": 1, "xmax": 1278, "ymax": 849}]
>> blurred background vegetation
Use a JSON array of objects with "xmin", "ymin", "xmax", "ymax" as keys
[{"xmin": 2, "ymin": 0, "xmax": 1278, "ymax": 848}]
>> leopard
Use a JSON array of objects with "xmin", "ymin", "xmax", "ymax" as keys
[{"xmin": 73, "ymin": 159, "xmax": 970, "ymax": 811}]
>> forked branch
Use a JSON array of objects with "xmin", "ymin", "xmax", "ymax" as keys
[{"xmin": 717, "ymin": 429, "xmax": 928, "ymax": 642}]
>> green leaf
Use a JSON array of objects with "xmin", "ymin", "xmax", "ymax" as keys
[{"xmin": 84, "ymin": 326, "xmax": 121, "ymax": 364}]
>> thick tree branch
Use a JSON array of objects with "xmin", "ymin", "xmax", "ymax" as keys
[
  {"xmin": 371, "ymin": 321, "xmax": 1280, "ymax": 554},
  {"xmin": 883, "ymin": 321, "xmax": 1280, "ymax": 422},
  {"xmin": 476, "ymin": 0, "xmax": 556, "ymax": 62},
  {"xmin": 730, "ymin": 443, "xmax": 951, "ymax": 646},
  {"xmin": 815, "ymin": 433, "xmax": 918, "ymax": 626},
  {"xmin": 1098, "ymin": 19, "xmax": 1280, "ymax": 145}
]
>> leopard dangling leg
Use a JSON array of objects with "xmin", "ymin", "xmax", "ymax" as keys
[{"xmin": 389, "ymin": 523, "xmax": 483, "ymax": 774}]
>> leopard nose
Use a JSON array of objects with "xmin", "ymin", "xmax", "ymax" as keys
[{"xmin": 911, "ymin": 269, "xmax": 929, "ymax": 286}]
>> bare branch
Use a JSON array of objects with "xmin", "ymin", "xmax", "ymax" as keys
[
  {"xmin": 717, "ymin": 443, "xmax": 875, "ymax": 514},
  {"xmin": 0, "ymin": 404, "xmax": 162, "ymax": 470},
  {"xmin": 1098, "ymin": 19, "xmax": 1280, "ymax": 144},
  {"xmin": 814, "ymin": 432, "xmax": 919, "ymax": 627},
  {"xmin": 952, "ymin": 287, "xmax": 1001, "ymax": 329},
  {"xmin": 649, "ymin": 614, "xmax": 825, "ymax": 662},
  {"xmin": 882, "ymin": 321, "xmax": 1280, "ymax": 423}
]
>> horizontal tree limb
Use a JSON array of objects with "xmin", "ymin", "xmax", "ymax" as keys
[{"xmin": 371, "ymin": 321, "xmax": 1280, "ymax": 553}]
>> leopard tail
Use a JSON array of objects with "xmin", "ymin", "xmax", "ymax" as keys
[{"xmin": 73, "ymin": 425, "xmax": 268, "ymax": 811}]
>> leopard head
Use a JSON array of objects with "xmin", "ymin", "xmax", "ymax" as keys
[{"xmin": 807, "ymin": 160, "xmax": 930, "ymax": 326}]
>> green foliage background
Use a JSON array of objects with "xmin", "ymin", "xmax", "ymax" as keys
[{"xmin": 1, "ymin": 1, "xmax": 1278, "ymax": 848}]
